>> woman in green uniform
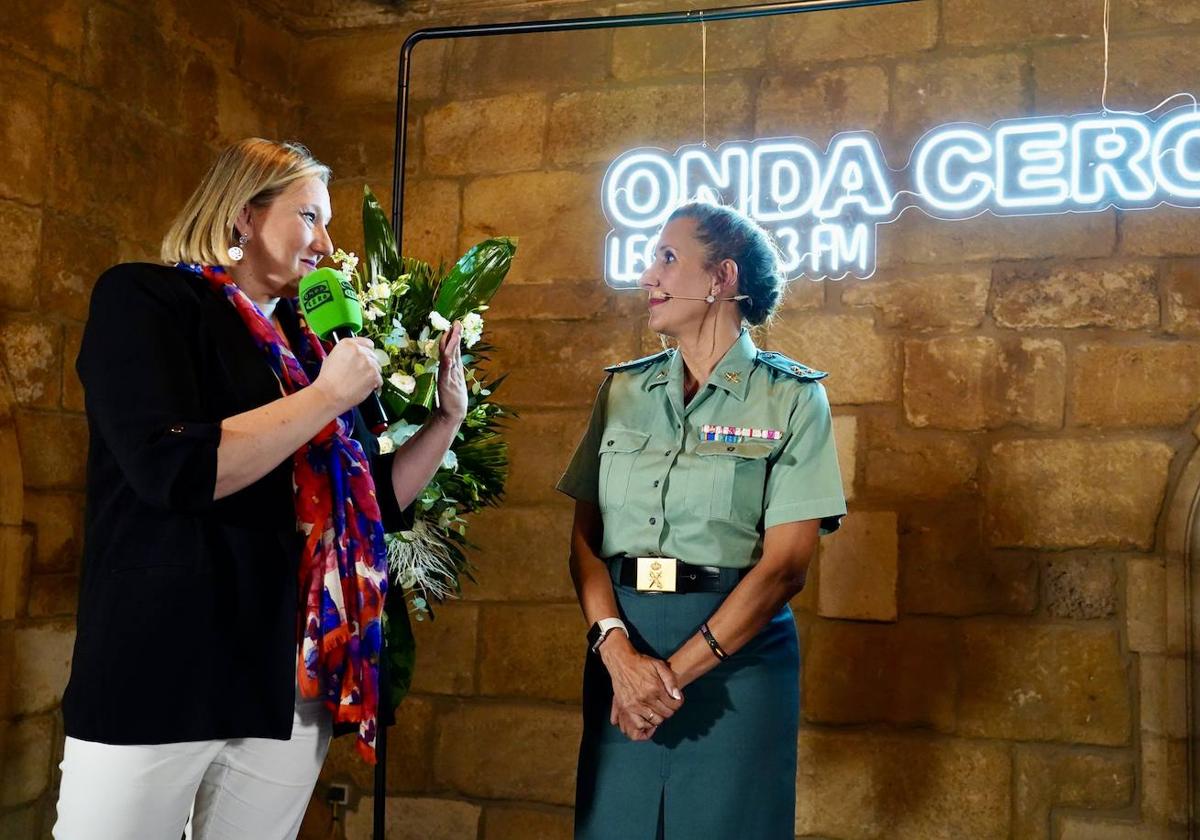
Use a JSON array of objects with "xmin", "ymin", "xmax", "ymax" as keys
[{"xmin": 558, "ymin": 202, "xmax": 846, "ymax": 839}]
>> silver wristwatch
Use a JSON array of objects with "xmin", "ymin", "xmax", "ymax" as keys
[{"xmin": 587, "ymin": 617, "xmax": 629, "ymax": 653}]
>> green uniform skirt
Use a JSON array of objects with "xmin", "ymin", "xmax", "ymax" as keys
[{"xmin": 574, "ymin": 566, "xmax": 800, "ymax": 840}]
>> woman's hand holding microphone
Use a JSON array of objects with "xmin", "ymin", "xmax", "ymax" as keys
[
  {"xmin": 215, "ymin": 336, "xmax": 383, "ymax": 501},
  {"xmin": 313, "ymin": 324, "xmax": 466, "ymax": 423},
  {"xmin": 313, "ymin": 338, "xmax": 383, "ymax": 414}
]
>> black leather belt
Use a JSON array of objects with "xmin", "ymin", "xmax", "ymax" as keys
[{"xmin": 610, "ymin": 556, "xmax": 748, "ymax": 594}]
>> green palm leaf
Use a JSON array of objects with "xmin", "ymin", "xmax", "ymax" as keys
[
  {"xmin": 361, "ymin": 186, "xmax": 402, "ymax": 288},
  {"xmin": 434, "ymin": 238, "xmax": 517, "ymax": 321}
]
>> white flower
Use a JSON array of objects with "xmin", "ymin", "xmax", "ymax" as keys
[
  {"xmin": 364, "ymin": 305, "xmax": 384, "ymax": 321},
  {"xmin": 383, "ymin": 318, "xmax": 409, "ymax": 350},
  {"xmin": 388, "ymin": 372, "xmax": 416, "ymax": 395},
  {"xmin": 429, "ymin": 311, "xmax": 452, "ymax": 333},
  {"xmin": 331, "ymin": 249, "xmax": 359, "ymax": 278},
  {"xmin": 420, "ymin": 338, "xmax": 439, "ymax": 359},
  {"xmin": 461, "ymin": 312, "xmax": 484, "ymax": 348},
  {"xmin": 372, "ymin": 348, "xmax": 390, "ymax": 367},
  {"xmin": 367, "ymin": 282, "xmax": 391, "ymax": 301},
  {"xmin": 387, "ymin": 422, "xmax": 422, "ymax": 447},
  {"xmin": 440, "ymin": 449, "xmax": 458, "ymax": 471},
  {"xmin": 377, "ymin": 435, "xmax": 395, "ymax": 454}
]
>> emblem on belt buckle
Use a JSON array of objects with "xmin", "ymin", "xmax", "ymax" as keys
[{"xmin": 636, "ymin": 557, "xmax": 677, "ymax": 593}]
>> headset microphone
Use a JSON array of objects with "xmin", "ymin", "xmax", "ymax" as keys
[{"xmin": 659, "ymin": 292, "xmax": 751, "ymax": 304}]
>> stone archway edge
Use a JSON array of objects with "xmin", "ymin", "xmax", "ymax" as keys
[{"xmin": 1161, "ymin": 419, "xmax": 1200, "ymax": 833}]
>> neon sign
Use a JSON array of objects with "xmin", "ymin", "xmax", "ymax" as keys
[{"xmin": 602, "ymin": 105, "xmax": 1200, "ymax": 285}]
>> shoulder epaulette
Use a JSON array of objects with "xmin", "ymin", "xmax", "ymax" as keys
[
  {"xmin": 755, "ymin": 350, "xmax": 828, "ymax": 381},
  {"xmin": 604, "ymin": 349, "xmax": 672, "ymax": 374}
]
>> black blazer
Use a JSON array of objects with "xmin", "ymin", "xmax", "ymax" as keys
[{"xmin": 62, "ymin": 263, "xmax": 407, "ymax": 744}]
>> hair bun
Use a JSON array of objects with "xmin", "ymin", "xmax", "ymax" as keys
[{"xmin": 667, "ymin": 202, "xmax": 784, "ymax": 326}]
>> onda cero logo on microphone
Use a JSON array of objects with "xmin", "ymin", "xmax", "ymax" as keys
[{"xmin": 302, "ymin": 283, "xmax": 333, "ymax": 310}]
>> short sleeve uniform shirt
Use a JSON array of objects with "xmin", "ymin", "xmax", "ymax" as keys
[{"xmin": 557, "ymin": 330, "xmax": 846, "ymax": 568}]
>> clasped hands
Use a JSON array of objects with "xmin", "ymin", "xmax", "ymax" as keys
[{"xmin": 598, "ymin": 633, "xmax": 684, "ymax": 742}]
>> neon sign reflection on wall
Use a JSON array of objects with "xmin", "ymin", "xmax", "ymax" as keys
[{"xmin": 601, "ymin": 105, "xmax": 1200, "ymax": 285}]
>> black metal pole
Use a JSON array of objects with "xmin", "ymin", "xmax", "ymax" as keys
[
  {"xmin": 372, "ymin": 639, "xmax": 388, "ymax": 837},
  {"xmin": 377, "ymin": 1, "xmax": 924, "ymax": 837}
]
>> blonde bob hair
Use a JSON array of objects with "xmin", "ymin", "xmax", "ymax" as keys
[{"xmin": 161, "ymin": 138, "xmax": 331, "ymax": 266}]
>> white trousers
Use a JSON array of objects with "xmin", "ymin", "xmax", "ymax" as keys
[{"xmin": 53, "ymin": 695, "xmax": 332, "ymax": 840}]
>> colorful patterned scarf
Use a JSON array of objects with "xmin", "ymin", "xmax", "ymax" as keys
[{"xmin": 182, "ymin": 263, "xmax": 388, "ymax": 764}]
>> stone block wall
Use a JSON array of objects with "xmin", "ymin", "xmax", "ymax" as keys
[
  {"xmin": 1, "ymin": 1, "xmax": 1197, "ymax": 838},
  {"xmin": 296, "ymin": 2, "xmax": 1199, "ymax": 837}
]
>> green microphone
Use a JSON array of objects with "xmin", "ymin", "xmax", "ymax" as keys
[
  {"xmin": 299, "ymin": 267, "xmax": 362, "ymax": 338},
  {"xmin": 298, "ymin": 267, "xmax": 388, "ymax": 434}
]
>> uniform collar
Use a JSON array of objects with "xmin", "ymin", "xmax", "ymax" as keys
[
  {"xmin": 646, "ymin": 330, "xmax": 756, "ymax": 401},
  {"xmin": 708, "ymin": 330, "xmax": 756, "ymax": 401},
  {"xmin": 645, "ymin": 349, "xmax": 678, "ymax": 391}
]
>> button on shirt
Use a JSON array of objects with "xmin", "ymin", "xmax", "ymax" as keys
[{"xmin": 557, "ymin": 331, "xmax": 846, "ymax": 569}]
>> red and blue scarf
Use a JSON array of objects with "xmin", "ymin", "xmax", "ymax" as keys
[{"xmin": 184, "ymin": 263, "xmax": 388, "ymax": 763}]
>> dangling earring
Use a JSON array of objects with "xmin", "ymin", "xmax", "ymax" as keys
[{"xmin": 227, "ymin": 233, "xmax": 249, "ymax": 263}]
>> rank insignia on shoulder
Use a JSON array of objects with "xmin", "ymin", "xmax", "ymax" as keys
[
  {"xmin": 605, "ymin": 349, "xmax": 672, "ymax": 373},
  {"xmin": 755, "ymin": 350, "xmax": 828, "ymax": 381}
]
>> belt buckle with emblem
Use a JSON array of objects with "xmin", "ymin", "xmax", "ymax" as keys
[{"xmin": 636, "ymin": 556, "xmax": 677, "ymax": 593}]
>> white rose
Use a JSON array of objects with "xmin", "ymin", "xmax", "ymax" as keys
[
  {"xmin": 429, "ymin": 311, "xmax": 452, "ymax": 333},
  {"xmin": 376, "ymin": 435, "xmax": 395, "ymax": 454},
  {"xmin": 388, "ymin": 372, "xmax": 416, "ymax": 394},
  {"xmin": 461, "ymin": 312, "xmax": 484, "ymax": 348},
  {"xmin": 367, "ymin": 282, "xmax": 391, "ymax": 301}
]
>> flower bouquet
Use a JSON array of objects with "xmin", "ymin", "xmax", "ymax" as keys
[{"xmin": 331, "ymin": 185, "xmax": 516, "ymax": 705}]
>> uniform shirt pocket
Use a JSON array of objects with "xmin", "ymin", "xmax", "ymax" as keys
[
  {"xmin": 598, "ymin": 428, "xmax": 650, "ymax": 511},
  {"xmin": 691, "ymin": 440, "xmax": 776, "ymax": 522}
]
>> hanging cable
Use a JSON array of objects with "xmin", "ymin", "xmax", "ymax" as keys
[
  {"xmin": 1101, "ymin": 0, "xmax": 1196, "ymax": 116},
  {"xmin": 702, "ymin": 14, "xmax": 709, "ymax": 147}
]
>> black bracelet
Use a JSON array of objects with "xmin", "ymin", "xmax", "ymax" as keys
[{"xmin": 700, "ymin": 622, "xmax": 728, "ymax": 661}]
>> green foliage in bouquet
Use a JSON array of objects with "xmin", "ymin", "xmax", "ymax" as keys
[{"xmin": 333, "ymin": 186, "xmax": 516, "ymax": 707}]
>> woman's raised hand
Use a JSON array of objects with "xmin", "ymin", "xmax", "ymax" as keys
[
  {"xmin": 436, "ymin": 321, "xmax": 468, "ymax": 424},
  {"xmin": 314, "ymin": 337, "xmax": 382, "ymax": 413}
]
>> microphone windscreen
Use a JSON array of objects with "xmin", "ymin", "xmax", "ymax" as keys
[{"xmin": 298, "ymin": 267, "xmax": 363, "ymax": 339}]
